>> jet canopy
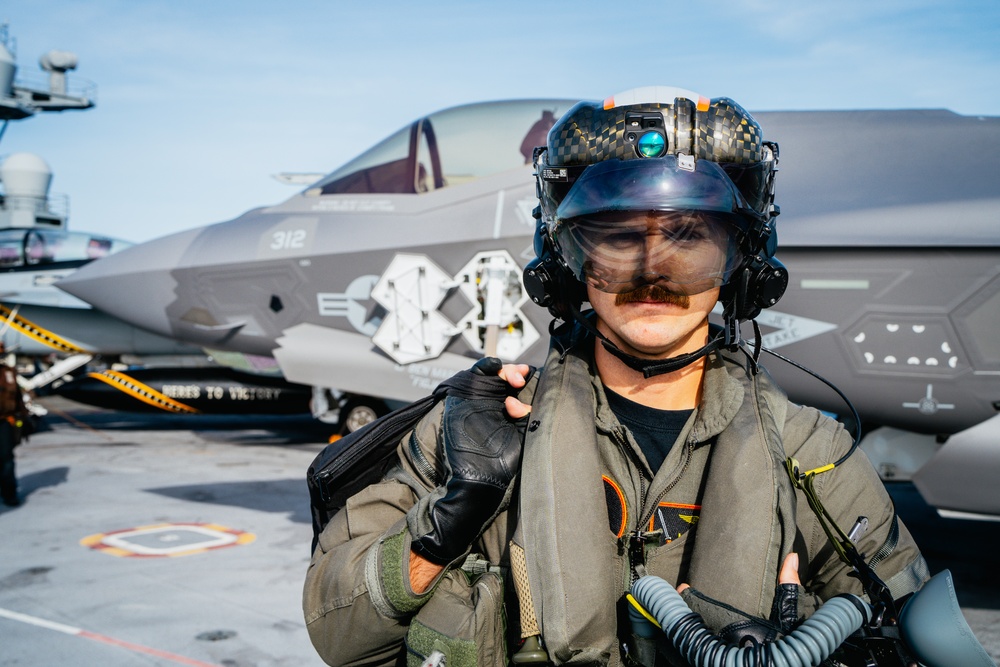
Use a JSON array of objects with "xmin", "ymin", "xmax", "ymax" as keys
[
  {"xmin": 0, "ymin": 228, "xmax": 131, "ymax": 269},
  {"xmin": 308, "ymin": 99, "xmax": 578, "ymax": 196}
]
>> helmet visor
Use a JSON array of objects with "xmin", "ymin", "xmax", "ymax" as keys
[
  {"xmin": 554, "ymin": 156, "xmax": 752, "ymax": 221},
  {"xmin": 554, "ymin": 209, "xmax": 742, "ymax": 295},
  {"xmin": 550, "ymin": 157, "xmax": 748, "ymax": 295}
]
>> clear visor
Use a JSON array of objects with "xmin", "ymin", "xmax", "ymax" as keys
[
  {"xmin": 554, "ymin": 156, "xmax": 752, "ymax": 221},
  {"xmin": 554, "ymin": 210, "xmax": 742, "ymax": 295},
  {"xmin": 549, "ymin": 156, "xmax": 749, "ymax": 295}
]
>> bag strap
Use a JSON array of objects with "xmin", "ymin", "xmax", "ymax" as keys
[{"xmin": 307, "ymin": 366, "xmax": 520, "ymax": 552}]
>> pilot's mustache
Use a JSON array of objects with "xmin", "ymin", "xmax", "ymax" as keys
[{"xmin": 615, "ymin": 284, "xmax": 690, "ymax": 308}]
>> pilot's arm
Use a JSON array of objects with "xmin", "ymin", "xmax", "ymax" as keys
[
  {"xmin": 782, "ymin": 403, "xmax": 929, "ymax": 611},
  {"xmin": 303, "ymin": 402, "xmax": 449, "ymax": 667},
  {"xmin": 304, "ymin": 479, "xmax": 456, "ymax": 666},
  {"xmin": 303, "ymin": 370, "xmax": 526, "ymax": 667}
]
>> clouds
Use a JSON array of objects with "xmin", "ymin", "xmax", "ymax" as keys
[{"xmin": 1, "ymin": 1, "xmax": 998, "ymax": 243}]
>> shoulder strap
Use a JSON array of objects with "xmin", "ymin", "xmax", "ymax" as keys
[{"xmin": 307, "ymin": 367, "xmax": 516, "ymax": 551}]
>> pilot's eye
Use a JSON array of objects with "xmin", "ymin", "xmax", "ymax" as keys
[
  {"xmin": 599, "ymin": 231, "xmax": 642, "ymax": 250},
  {"xmin": 663, "ymin": 222, "xmax": 708, "ymax": 243}
]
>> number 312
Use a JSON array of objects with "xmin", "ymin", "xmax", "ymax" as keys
[{"xmin": 271, "ymin": 229, "xmax": 306, "ymax": 250}]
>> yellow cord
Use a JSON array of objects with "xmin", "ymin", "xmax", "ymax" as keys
[
  {"xmin": 800, "ymin": 462, "xmax": 835, "ymax": 477},
  {"xmin": 625, "ymin": 594, "xmax": 661, "ymax": 628}
]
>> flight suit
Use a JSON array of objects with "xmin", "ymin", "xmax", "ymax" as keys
[{"xmin": 303, "ymin": 336, "xmax": 928, "ymax": 667}]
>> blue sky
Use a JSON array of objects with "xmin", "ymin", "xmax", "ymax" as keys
[{"xmin": 2, "ymin": 1, "xmax": 999, "ymax": 243}]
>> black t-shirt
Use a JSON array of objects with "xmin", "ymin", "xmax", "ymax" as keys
[{"xmin": 604, "ymin": 385, "xmax": 693, "ymax": 473}]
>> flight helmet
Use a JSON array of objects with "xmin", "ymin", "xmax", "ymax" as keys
[{"xmin": 524, "ymin": 86, "xmax": 787, "ymax": 330}]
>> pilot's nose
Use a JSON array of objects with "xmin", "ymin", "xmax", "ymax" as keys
[
  {"xmin": 642, "ymin": 232, "xmax": 672, "ymax": 277},
  {"xmin": 56, "ymin": 228, "xmax": 201, "ymax": 339}
]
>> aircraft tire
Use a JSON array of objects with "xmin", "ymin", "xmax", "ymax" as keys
[{"xmin": 339, "ymin": 396, "xmax": 389, "ymax": 434}]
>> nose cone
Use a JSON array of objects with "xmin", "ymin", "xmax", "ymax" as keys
[{"xmin": 57, "ymin": 228, "xmax": 203, "ymax": 339}]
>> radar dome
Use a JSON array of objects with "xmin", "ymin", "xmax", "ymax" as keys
[
  {"xmin": 39, "ymin": 50, "xmax": 79, "ymax": 72},
  {"xmin": 0, "ymin": 152, "xmax": 53, "ymax": 199}
]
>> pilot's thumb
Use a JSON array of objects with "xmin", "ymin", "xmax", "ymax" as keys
[
  {"xmin": 505, "ymin": 396, "xmax": 532, "ymax": 419},
  {"xmin": 779, "ymin": 552, "xmax": 800, "ymax": 585}
]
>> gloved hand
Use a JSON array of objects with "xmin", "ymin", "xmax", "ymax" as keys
[
  {"xmin": 410, "ymin": 357, "xmax": 532, "ymax": 565},
  {"xmin": 679, "ymin": 553, "xmax": 803, "ymax": 647}
]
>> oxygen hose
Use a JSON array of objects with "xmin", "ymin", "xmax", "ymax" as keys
[{"xmin": 630, "ymin": 575, "xmax": 871, "ymax": 667}]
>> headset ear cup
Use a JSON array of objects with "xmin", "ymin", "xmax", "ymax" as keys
[
  {"xmin": 723, "ymin": 256, "xmax": 788, "ymax": 323},
  {"xmin": 753, "ymin": 256, "xmax": 788, "ymax": 312},
  {"xmin": 523, "ymin": 238, "xmax": 586, "ymax": 321}
]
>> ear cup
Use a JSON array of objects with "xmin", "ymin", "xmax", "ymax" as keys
[
  {"xmin": 721, "ymin": 254, "xmax": 788, "ymax": 322},
  {"xmin": 523, "ymin": 251, "xmax": 587, "ymax": 321}
]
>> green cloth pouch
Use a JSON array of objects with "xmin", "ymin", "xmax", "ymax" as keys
[{"xmin": 405, "ymin": 569, "xmax": 507, "ymax": 667}]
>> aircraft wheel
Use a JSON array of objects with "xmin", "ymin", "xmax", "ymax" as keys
[{"xmin": 339, "ymin": 397, "xmax": 388, "ymax": 434}]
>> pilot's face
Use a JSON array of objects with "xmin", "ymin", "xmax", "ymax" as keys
[
  {"xmin": 584, "ymin": 214, "xmax": 721, "ymax": 361},
  {"xmin": 571, "ymin": 212, "xmax": 736, "ymax": 297},
  {"xmin": 588, "ymin": 283, "xmax": 719, "ymax": 362}
]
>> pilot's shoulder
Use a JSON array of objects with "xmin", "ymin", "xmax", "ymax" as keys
[{"xmin": 781, "ymin": 401, "xmax": 852, "ymax": 462}]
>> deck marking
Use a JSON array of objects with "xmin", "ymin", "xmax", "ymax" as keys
[
  {"xmin": 81, "ymin": 522, "xmax": 255, "ymax": 558},
  {"xmin": 0, "ymin": 606, "xmax": 223, "ymax": 667}
]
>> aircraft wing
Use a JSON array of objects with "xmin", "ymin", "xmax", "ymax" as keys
[{"xmin": 274, "ymin": 323, "xmax": 479, "ymax": 403}]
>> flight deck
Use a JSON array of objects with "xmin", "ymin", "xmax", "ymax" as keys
[{"xmin": 1, "ymin": 397, "xmax": 997, "ymax": 666}]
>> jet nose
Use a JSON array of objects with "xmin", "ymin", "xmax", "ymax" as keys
[{"xmin": 57, "ymin": 228, "xmax": 203, "ymax": 339}]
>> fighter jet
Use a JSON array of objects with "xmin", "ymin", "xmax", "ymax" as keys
[{"xmin": 57, "ymin": 96, "xmax": 1000, "ymax": 517}]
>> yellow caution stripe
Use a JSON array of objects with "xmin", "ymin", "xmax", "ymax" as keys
[
  {"xmin": 0, "ymin": 304, "xmax": 90, "ymax": 354},
  {"xmin": 88, "ymin": 370, "xmax": 200, "ymax": 414}
]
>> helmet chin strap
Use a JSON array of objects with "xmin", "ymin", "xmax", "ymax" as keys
[{"xmin": 565, "ymin": 298, "xmax": 729, "ymax": 379}]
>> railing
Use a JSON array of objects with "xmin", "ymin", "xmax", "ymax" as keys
[
  {"xmin": 0, "ymin": 193, "xmax": 70, "ymax": 220},
  {"xmin": 13, "ymin": 71, "xmax": 97, "ymax": 105}
]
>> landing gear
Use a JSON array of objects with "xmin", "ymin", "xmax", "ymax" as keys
[{"xmin": 338, "ymin": 396, "xmax": 388, "ymax": 434}]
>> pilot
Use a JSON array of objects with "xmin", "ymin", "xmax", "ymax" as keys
[{"xmin": 303, "ymin": 88, "xmax": 929, "ymax": 667}]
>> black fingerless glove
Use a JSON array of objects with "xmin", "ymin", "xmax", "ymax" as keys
[
  {"xmin": 410, "ymin": 357, "xmax": 531, "ymax": 565},
  {"xmin": 681, "ymin": 582, "xmax": 803, "ymax": 648}
]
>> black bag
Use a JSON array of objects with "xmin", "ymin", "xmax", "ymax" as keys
[{"xmin": 307, "ymin": 366, "xmax": 518, "ymax": 551}]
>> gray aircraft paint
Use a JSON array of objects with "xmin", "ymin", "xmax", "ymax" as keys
[{"xmin": 58, "ymin": 100, "xmax": 1000, "ymax": 515}]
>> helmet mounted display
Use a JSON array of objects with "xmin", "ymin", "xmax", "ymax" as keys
[{"xmin": 523, "ymin": 86, "xmax": 788, "ymax": 376}]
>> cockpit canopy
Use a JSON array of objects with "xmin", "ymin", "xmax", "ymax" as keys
[
  {"xmin": 0, "ymin": 228, "xmax": 132, "ymax": 269},
  {"xmin": 307, "ymin": 99, "xmax": 578, "ymax": 196}
]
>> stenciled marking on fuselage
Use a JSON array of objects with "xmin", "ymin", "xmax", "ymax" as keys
[
  {"xmin": 851, "ymin": 321, "xmax": 961, "ymax": 371},
  {"xmin": 394, "ymin": 361, "xmax": 458, "ymax": 391},
  {"xmin": 711, "ymin": 304, "xmax": 837, "ymax": 349},
  {"xmin": 316, "ymin": 274, "xmax": 381, "ymax": 335},
  {"xmin": 902, "ymin": 384, "xmax": 956, "ymax": 415},
  {"xmin": 368, "ymin": 251, "xmax": 539, "ymax": 364},
  {"xmin": 269, "ymin": 229, "xmax": 308, "ymax": 251},
  {"xmin": 309, "ymin": 199, "xmax": 395, "ymax": 213},
  {"xmin": 160, "ymin": 384, "xmax": 284, "ymax": 401}
]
